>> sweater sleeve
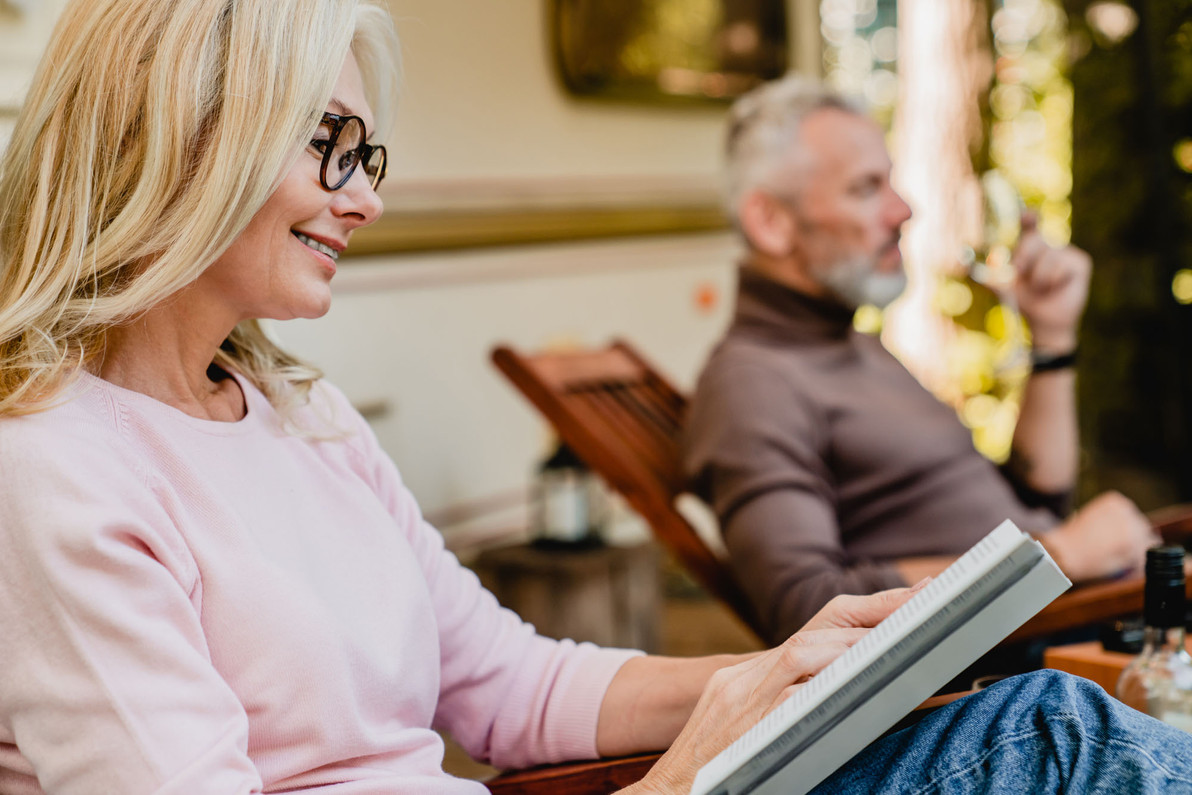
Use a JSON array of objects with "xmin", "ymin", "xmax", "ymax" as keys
[
  {"xmin": 996, "ymin": 462, "xmax": 1073, "ymax": 519},
  {"xmin": 684, "ymin": 360, "xmax": 905, "ymax": 645},
  {"xmin": 0, "ymin": 421, "xmax": 264, "ymax": 795},
  {"xmin": 331, "ymin": 390, "xmax": 641, "ymax": 769}
]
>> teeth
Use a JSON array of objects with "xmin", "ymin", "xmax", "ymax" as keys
[{"xmin": 294, "ymin": 232, "xmax": 339, "ymax": 260}]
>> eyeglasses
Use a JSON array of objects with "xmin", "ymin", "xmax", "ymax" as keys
[{"xmin": 312, "ymin": 112, "xmax": 387, "ymax": 191}]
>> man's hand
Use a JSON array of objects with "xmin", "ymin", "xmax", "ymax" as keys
[
  {"xmin": 1039, "ymin": 491, "xmax": 1160, "ymax": 582},
  {"xmin": 1011, "ymin": 214, "xmax": 1091, "ymax": 353}
]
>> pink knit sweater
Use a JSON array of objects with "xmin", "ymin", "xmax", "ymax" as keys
[{"xmin": 0, "ymin": 373, "xmax": 638, "ymax": 793}]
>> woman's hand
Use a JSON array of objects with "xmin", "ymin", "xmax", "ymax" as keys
[{"xmin": 623, "ymin": 582, "xmax": 928, "ymax": 794}]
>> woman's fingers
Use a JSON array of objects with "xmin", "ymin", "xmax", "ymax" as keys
[
  {"xmin": 637, "ymin": 626, "xmax": 883, "ymax": 792},
  {"xmin": 750, "ymin": 628, "xmax": 870, "ymax": 710},
  {"xmin": 800, "ymin": 579, "xmax": 929, "ymax": 633},
  {"xmin": 703, "ymin": 628, "xmax": 867, "ymax": 707}
]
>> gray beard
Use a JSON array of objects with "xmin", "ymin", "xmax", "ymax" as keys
[{"xmin": 812, "ymin": 255, "xmax": 907, "ymax": 310}]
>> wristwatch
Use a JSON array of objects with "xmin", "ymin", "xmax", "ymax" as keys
[{"xmin": 1030, "ymin": 347, "xmax": 1078, "ymax": 373}]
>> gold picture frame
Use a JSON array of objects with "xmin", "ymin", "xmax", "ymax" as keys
[
  {"xmin": 344, "ymin": 175, "xmax": 729, "ymax": 258},
  {"xmin": 551, "ymin": 0, "xmax": 790, "ymax": 106}
]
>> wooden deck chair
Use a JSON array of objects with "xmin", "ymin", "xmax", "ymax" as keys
[
  {"xmin": 491, "ymin": 339, "xmax": 1192, "ymax": 646},
  {"xmin": 491, "ymin": 339, "xmax": 764, "ymax": 638}
]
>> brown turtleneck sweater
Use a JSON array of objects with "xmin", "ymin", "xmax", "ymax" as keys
[{"xmin": 683, "ymin": 267, "xmax": 1066, "ymax": 643}]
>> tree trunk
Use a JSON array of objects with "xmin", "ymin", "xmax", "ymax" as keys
[{"xmin": 885, "ymin": 0, "xmax": 992, "ymax": 403}]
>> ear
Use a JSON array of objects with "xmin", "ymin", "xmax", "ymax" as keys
[{"xmin": 739, "ymin": 190, "xmax": 798, "ymax": 257}]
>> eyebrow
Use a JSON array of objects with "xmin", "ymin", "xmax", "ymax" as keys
[
  {"xmin": 328, "ymin": 98, "xmax": 354, "ymax": 116},
  {"xmin": 326, "ymin": 97, "xmax": 376, "ymax": 140}
]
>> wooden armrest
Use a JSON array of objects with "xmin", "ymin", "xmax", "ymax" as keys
[
  {"xmin": 483, "ymin": 691, "xmax": 975, "ymax": 794},
  {"xmin": 485, "ymin": 752, "xmax": 660, "ymax": 795},
  {"xmin": 1004, "ymin": 504, "xmax": 1192, "ymax": 645},
  {"xmin": 1007, "ymin": 577, "xmax": 1143, "ymax": 644},
  {"xmin": 1149, "ymin": 503, "xmax": 1192, "ymax": 545},
  {"xmin": 1007, "ymin": 575, "xmax": 1192, "ymax": 644}
]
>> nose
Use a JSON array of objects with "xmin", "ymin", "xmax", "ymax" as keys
[
  {"xmin": 331, "ymin": 166, "xmax": 384, "ymax": 229},
  {"xmin": 887, "ymin": 187, "xmax": 912, "ymax": 229}
]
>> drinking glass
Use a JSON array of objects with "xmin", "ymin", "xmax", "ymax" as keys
[{"xmin": 966, "ymin": 170, "xmax": 1030, "ymax": 376}]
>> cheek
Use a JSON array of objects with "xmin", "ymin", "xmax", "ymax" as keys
[
  {"xmin": 858, "ymin": 204, "xmax": 892, "ymax": 240},
  {"xmin": 261, "ymin": 162, "xmax": 329, "ymax": 224}
]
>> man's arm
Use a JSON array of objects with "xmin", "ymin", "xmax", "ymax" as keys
[
  {"xmin": 1005, "ymin": 216, "xmax": 1087, "ymax": 495},
  {"xmin": 1008, "ymin": 368, "xmax": 1078, "ymax": 495},
  {"xmin": 1003, "ymin": 221, "xmax": 1157, "ymax": 578},
  {"xmin": 721, "ymin": 490, "xmax": 907, "ymax": 643}
]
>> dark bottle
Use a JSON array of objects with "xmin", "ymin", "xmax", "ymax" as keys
[{"xmin": 1116, "ymin": 546, "xmax": 1192, "ymax": 732}]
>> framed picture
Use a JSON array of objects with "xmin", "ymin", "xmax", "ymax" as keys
[
  {"xmin": 347, "ymin": 174, "xmax": 728, "ymax": 258},
  {"xmin": 551, "ymin": 0, "xmax": 789, "ymax": 105}
]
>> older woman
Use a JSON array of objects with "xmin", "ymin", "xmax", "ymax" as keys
[{"xmin": 0, "ymin": 1, "xmax": 1190, "ymax": 793}]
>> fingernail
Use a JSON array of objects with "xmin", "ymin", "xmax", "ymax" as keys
[{"xmin": 909, "ymin": 576, "xmax": 932, "ymax": 593}]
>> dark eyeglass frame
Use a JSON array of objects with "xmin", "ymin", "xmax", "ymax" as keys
[{"xmin": 315, "ymin": 111, "xmax": 388, "ymax": 192}]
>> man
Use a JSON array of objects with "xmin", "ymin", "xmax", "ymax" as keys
[{"xmin": 683, "ymin": 75, "xmax": 1158, "ymax": 644}]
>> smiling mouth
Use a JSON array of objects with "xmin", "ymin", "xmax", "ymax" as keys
[{"xmin": 293, "ymin": 232, "xmax": 339, "ymax": 260}]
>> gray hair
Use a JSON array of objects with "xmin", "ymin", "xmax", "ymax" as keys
[{"xmin": 723, "ymin": 74, "xmax": 865, "ymax": 222}]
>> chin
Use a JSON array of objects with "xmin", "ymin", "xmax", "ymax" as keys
[
  {"xmin": 860, "ymin": 273, "xmax": 908, "ymax": 309},
  {"xmin": 268, "ymin": 289, "xmax": 334, "ymax": 322},
  {"xmin": 299, "ymin": 297, "xmax": 334, "ymax": 320}
]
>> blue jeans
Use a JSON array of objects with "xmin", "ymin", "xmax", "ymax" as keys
[{"xmin": 813, "ymin": 669, "xmax": 1192, "ymax": 793}]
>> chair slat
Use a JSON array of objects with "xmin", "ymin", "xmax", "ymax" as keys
[{"xmin": 575, "ymin": 388, "xmax": 674, "ymax": 487}]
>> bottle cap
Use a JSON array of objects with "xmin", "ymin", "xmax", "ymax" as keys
[
  {"xmin": 1144, "ymin": 546, "xmax": 1187, "ymax": 628},
  {"xmin": 1146, "ymin": 546, "xmax": 1186, "ymax": 585}
]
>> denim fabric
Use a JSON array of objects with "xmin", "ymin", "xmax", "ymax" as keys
[{"xmin": 812, "ymin": 669, "xmax": 1192, "ymax": 794}]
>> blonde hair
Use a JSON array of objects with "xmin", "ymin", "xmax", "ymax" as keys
[
  {"xmin": 723, "ymin": 74, "xmax": 863, "ymax": 223},
  {"xmin": 0, "ymin": 0, "xmax": 400, "ymax": 418}
]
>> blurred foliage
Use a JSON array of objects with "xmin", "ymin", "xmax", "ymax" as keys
[
  {"xmin": 942, "ymin": 0, "xmax": 1075, "ymax": 464},
  {"xmin": 821, "ymin": 0, "xmax": 900, "ymax": 127},
  {"xmin": 987, "ymin": 0, "xmax": 1073, "ymax": 243},
  {"xmin": 1065, "ymin": 0, "xmax": 1192, "ymax": 507}
]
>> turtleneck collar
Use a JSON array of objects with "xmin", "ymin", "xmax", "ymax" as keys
[{"xmin": 730, "ymin": 264, "xmax": 857, "ymax": 344}]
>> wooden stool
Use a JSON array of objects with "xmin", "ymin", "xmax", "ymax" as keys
[
  {"xmin": 1044, "ymin": 639, "xmax": 1192, "ymax": 694},
  {"xmin": 472, "ymin": 541, "xmax": 660, "ymax": 652},
  {"xmin": 1044, "ymin": 641, "xmax": 1135, "ymax": 693}
]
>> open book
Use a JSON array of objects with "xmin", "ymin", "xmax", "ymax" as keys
[{"xmin": 691, "ymin": 520, "xmax": 1071, "ymax": 795}]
